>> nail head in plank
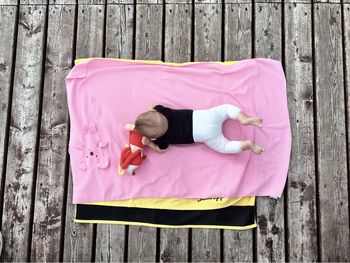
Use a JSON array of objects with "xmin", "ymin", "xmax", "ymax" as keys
[{"xmin": 1, "ymin": 4, "xmax": 46, "ymax": 261}]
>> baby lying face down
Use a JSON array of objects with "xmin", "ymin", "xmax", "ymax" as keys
[{"xmin": 133, "ymin": 104, "xmax": 264, "ymax": 155}]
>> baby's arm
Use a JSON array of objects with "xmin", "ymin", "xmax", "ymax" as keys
[{"xmin": 142, "ymin": 137, "xmax": 164, "ymax": 153}]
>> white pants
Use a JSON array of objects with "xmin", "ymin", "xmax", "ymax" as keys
[{"xmin": 193, "ymin": 104, "xmax": 242, "ymax": 154}]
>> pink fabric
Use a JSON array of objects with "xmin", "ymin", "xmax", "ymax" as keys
[{"xmin": 65, "ymin": 58, "xmax": 291, "ymax": 203}]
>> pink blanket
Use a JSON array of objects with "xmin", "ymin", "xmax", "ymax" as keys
[{"xmin": 65, "ymin": 58, "xmax": 291, "ymax": 203}]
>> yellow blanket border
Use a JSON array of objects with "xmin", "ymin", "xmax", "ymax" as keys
[
  {"xmin": 75, "ymin": 57, "xmax": 239, "ymax": 66},
  {"xmin": 74, "ymin": 219, "xmax": 257, "ymax": 230}
]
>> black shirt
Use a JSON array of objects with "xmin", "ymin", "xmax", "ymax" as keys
[{"xmin": 153, "ymin": 105, "xmax": 194, "ymax": 149}]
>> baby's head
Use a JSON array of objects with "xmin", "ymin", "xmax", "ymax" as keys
[{"xmin": 135, "ymin": 111, "xmax": 168, "ymax": 139}]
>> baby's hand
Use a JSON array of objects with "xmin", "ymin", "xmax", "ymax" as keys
[
  {"xmin": 124, "ymin": 123, "xmax": 135, "ymax": 130},
  {"xmin": 142, "ymin": 136, "xmax": 151, "ymax": 146}
]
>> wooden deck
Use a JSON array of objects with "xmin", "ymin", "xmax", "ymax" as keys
[{"xmin": 0, "ymin": 0, "xmax": 349, "ymax": 261}]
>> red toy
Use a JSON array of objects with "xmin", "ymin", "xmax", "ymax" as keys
[{"xmin": 118, "ymin": 125, "xmax": 146, "ymax": 176}]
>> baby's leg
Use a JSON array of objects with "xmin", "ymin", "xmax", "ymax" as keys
[
  {"xmin": 208, "ymin": 104, "xmax": 262, "ymax": 127},
  {"xmin": 205, "ymin": 135, "xmax": 264, "ymax": 154}
]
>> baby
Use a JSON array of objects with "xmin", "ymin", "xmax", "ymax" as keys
[{"xmin": 132, "ymin": 104, "xmax": 264, "ymax": 155}]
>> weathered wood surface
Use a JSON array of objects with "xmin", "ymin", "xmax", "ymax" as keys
[
  {"xmin": 159, "ymin": 3, "xmax": 191, "ymax": 262},
  {"xmin": 1, "ymin": 1, "xmax": 350, "ymax": 262},
  {"xmin": 0, "ymin": 5, "xmax": 17, "ymax": 222},
  {"xmin": 93, "ymin": 2, "xmax": 134, "ymax": 262},
  {"xmin": 284, "ymin": 2, "xmax": 318, "ymax": 262},
  {"xmin": 127, "ymin": 1, "xmax": 162, "ymax": 262},
  {"xmin": 345, "ymin": 7, "xmax": 350, "ymax": 238},
  {"xmin": 1, "ymin": 5, "xmax": 46, "ymax": 262},
  {"xmin": 63, "ymin": 4, "xmax": 105, "ymax": 262},
  {"xmin": 30, "ymin": 5, "xmax": 75, "ymax": 262},
  {"xmin": 223, "ymin": 3, "xmax": 254, "ymax": 262},
  {"xmin": 314, "ymin": 3, "xmax": 350, "ymax": 261},
  {"xmin": 254, "ymin": 3, "xmax": 285, "ymax": 262},
  {"xmin": 192, "ymin": 2, "xmax": 222, "ymax": 262}
]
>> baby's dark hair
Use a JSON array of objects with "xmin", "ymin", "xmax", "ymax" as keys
[{"xmin": 135, "ymin": 111, "xmax": 168, "ymax": 138}]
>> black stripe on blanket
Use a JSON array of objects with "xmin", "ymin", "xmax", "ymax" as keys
[{"xmin": 76, "ymin": 204, "xmax": 256, "ymax": 226}]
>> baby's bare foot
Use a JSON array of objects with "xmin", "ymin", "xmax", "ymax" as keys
[
  {"xmin": 237, "ymin": 112, "xmax": 263, "ymax": 128},
  {"xmin": 240, "ymin": 140, "xmax": 264, "ymax": 154},
  {"xmin": 242, "ymin": 117, "xmax": 263, "ymax": 128}
]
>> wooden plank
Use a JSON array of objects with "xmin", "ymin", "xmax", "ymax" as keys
[
  {"xmin": 126, "ymin": 2, "xmax": 163, "ymax": 262},
  {"xmin": 1, "ymin": 5, "xmax": 46, "ymax": 262},
  {"xmin": 79, "ymin": 0, "xmax": 105, "ymax": 4},
  {"xmin": 135, "ymin": 3, "xmax": 163, "ymax": 60},
  {"xmin": 165, "ymin": 0, "xmax": 190, "ymax": 4},
  {"xmin": 158, "ymin": 3, "xmax": 191, "ymax": 262},
  {"xmin": 225, "ymin": 3, "xmax": 252, "ymax": 60},
  {"xmin": 284, "ymin": 0, "xmax": 311, "ymax": 3},
  {"xmin": 313, "ymin": 0, "xmax": 341, "ymax": 3},
  {"xmin": 63, "ymin": 4, "xmax": 105, "ymax": 261},
  {"xmin": 194, "ymin": 0, "xmax": 222, "ymax": 4},
  {"xmin": 0, "ymin": 4, "xmax": 17, "ymax": 221},
  {"xmin": 95, "ymin": 225, "xmax": 125, "ymax": 262},
  {"xmin": 105, "ymin": 3, "xmax": 134, "ymax": 58},
  {"xmin": 49, "ymin": 0, "xmax": 76, "ymax": 4},
  {"xmin": 314, "ymin": 3, "xmax": 350, "ymax": 261},
  {"xmin": 137, "ymin": 0, "xmax": 162, "ymax": 4},
  {"xmin": 223, "ymin": 3, "xmax": 253, "ymax": 262},
  {"xmin": 254, "ymin": 3, "xmax": 285, "ymax": 262},
  {"xmin": 0, "ymin": 0, "xmax": 17, "ymax": 5},
  {"xmin": 164, "ymin": 3, "xmax": 191, "ymax": 62},
  {"xmin": 108, "ymin": 0, "xmax": 134, "ymax": 4},
  {"xmin": 194, "ymin": 3, "xmax": 222, "ymax": 62},
  {"xmin": 345, "ymin": 6, "xmax": 350, "ymax": 241},
  {"xmin": 93, "ymin": 2, "xmax": 135, "ymax": 262},
  {"xmin": 192, "ymin": 3, "xmax": 222, "ymax": 261},
  {"xmin": 30, "ymin": 5, "xmax": 75, "ymax": 262},
  {"xmin": 20, "ymin": 0, "xmax": 47, "ymax": 4},
  {"xmin": 63, "ymin": 171, "xmax": 94, "ymax": 262},
  {"xmin": 76, "ymin": 4, "xmax": 105, "ymax": 58},
  {"xmin": 284, "ymin": 2, "xmax": 318, "ymax": 261}
]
